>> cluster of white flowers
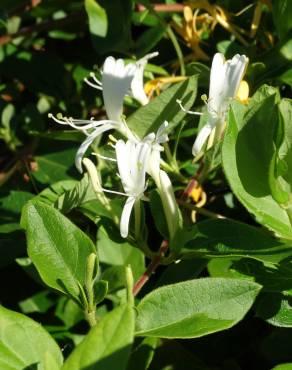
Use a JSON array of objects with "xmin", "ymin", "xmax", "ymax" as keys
[{"xmin": 49, "ymin": 52, "xmax": 248, "ymax": 239}]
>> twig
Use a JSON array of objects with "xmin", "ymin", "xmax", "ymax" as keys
[
  {"xmin": 136, "ymin": 4, "xmax": 184, "ymax": 13},
  {"xmin": 133, "ymin": 240, "xmax": 169, "ymax": 296}
]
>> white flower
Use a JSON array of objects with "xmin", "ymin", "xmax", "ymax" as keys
[
  {"xmin": 115, "ymin": 139, "xmax": 151, "ymax": 238},
  {"xmin": 131, "ymin": 52, "xmax": 158, "ymax": 106},
  {"xmin": 192, "ymin": 53, "xmax": 248, "ymax": 156},
  {"xmin": 49, "ymin": 57, "xmax": 137, "ymax": 172},
  {"xmin": 101, "ymin": 57, "xmax": 137, "ymax": 122}
]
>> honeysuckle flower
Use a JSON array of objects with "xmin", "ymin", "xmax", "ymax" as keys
[
  {"xmin": 49, "ymin": 57, "xmax": 138, "ymax": 173},
  {"xmin": 130, "ymin": 52, "xmax": 158, "ymax": 105},
  {"xmin": 85, "ymin": 56, "xmax": 137, "ymax": 122},
  {"xmin": 192, "ymin": 53, "xmax": 248, "ymax": 156},
  {"xmin": 115, "ymin": 139, "xmax": 151, "ymax": 238}
]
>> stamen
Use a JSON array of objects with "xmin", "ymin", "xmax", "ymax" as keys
[
  {"xmin": 93, "ymin": 153, "xmax": 117, "ymax": 162},
  {"xmin": 176, "ymin": 99, "xmax": 203, "ymax": 115},
  {"xmin": 84, "ymin": 77, "xmax": 103, "ymax": 90},
  {"xmin": 102, "ymin": 188, "xmax": 128, "ymax": 197},
  {"xmin": 90, "ymin": 72, "xmax": 102, "ymax": 85}
]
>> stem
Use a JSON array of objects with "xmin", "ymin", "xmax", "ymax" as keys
[
  {"xmin": 166, "ymin": 25, "xmax": 186, "ymax": 76},
  {"xmin": 133, "ymin": 240, "xmax": 169, "ymax": 296},
  {"xmin": 136, "ymin": 3, "xmax": 184, "ymax": 13},
  {"xmin": 138, "ymin": 2, "xmax": 185, "ymax": 76},
  {"xmin": 177, "ymin": 199, "xmax": 226, "ymax": 219},
  {"xmin": 85, "ymin": 310, "xmax": 97, "ymax": 328}
]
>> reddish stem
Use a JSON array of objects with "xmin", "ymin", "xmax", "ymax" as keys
[
  {"xmin": 133, "ymin": 240, "xmax": 169, "ymax": 296},
  {"xmin": 136, "ymin": 3, "xmax": 184, "ymax": 13}
]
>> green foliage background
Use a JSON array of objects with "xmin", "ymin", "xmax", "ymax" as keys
[{"xmin": 1, "ymin": 0, "xmax": 292, "ymax": 369}]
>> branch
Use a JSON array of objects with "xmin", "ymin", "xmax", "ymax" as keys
[
  {"xmin": 133, "ymin": 240, "xmax": 169, "ymax": 296},
  {"xmin": 136, "ymin": 3, "xmax": 184, "ymax": 13}
]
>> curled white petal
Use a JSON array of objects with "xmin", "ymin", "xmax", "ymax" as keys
[
  {"xmin": 192, "ymin": 123, "xmax": 214, "ymax": 156},
  {"xmin": 208, "ymin": 53, "xmax": 249, "ymax": 117},
  {"xmin": 131, "ymin": 52, "xmax": 158, "ymax": 106},
  {"xmin": 75, "ymin": 122, "xmax": 117, "ymax": 173},
  {"xmin": 156, "ymin": 121, "xmax": 169, "ymax": 144},
  {"xmin": 82, "ymin": 158, "xmax": 102, "ymax": 193},
  {"xmin": 120, "ymin": 196, "xmax": 136, "ymax": 238}
]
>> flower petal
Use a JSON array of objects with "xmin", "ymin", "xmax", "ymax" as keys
[
  {"xmin": 75, "ymin": 122, "xmax": 117, "ymax": 173},
  {"xmin": 102, "ymin": 57, "xmax": 136, "ymax": 122},
  {"xmin": 192, "ymin": 123, "xmax": 214, "ymax": 156},
  {"xmin": 131, "ymin": 52, "xmax": 158, "ymax": 106},
  {"xmin": 120, "ymin": 196, "xmax": 136, "ymax": 238}
]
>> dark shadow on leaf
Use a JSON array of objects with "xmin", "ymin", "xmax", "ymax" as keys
[{"xmin": 80, "ymin": 344, "xmax": 132, "ymax": 370}]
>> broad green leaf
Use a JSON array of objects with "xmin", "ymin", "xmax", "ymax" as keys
[
  {"xmin": 136, "ymin": 278, "xmax": 261, "ymax": 338},
  {"xmin": 21, "ymin": 201, "xmax": 96, "ymax": 303},
  {"xmin": 0, "ymin": 305, "xmax": 63, "ymax": 370},
  {"xmin": 256, "ymin": 293, "xmax": 292, "ymax": 327},
  {"xmin": 62, "ymin": 304, "xmax": 134, "ymax": 370},
  {"xmin": 171, "ymin": 219, "xmax": 292, "ymax": 264},
  {"xmin": 85, "ymin": 0, "xmax": 107, "ymax": 37},
  {"xmin": 222, "ymin": 89, "xmax": 292, "ymax": 239},
  {"xmin": 272, "ymin": 364, "xmax": 292, "ymax": 370},
  {"xmin": 127, "ymin": 75, "xmax": 198, "ymax": 138}
]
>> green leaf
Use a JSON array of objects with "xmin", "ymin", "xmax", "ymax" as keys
[
  {"xmin": 19, "ymin": 291, "xmax": 55, "ymax": 314},
  {"xmin": 89, "ymin": 0, "xmax": 132, "ymax": 53},
  {"xmin": 55, "ymin": 174, "xmax": 96, "ymax": 213},
  {"xmin": 135, "ymin": 278, "xmax": 261, "ymax": 338},
  {"xmin": 171, "ymin": 219, "xmax": 292, "ymax": 264},
  {"xmin": 32, "ymin": 141, "xmax": 79, "ymax": 185},
  {"xmin": 272, "ymin": 364, "xmax": 292, "ymax": 370},
  {"xmin": 62, "ymin": 304, "xmax": 134, "ymax": 370},
  {"xmin": 21, "ymin": 201, "xmax": 96, "ymax": 304},
  {"xmin": 256, "ymin": 293, "xmax": 292, "ymax": 328},
  {"xmin": 126, "ymin": 337, "xmax": 158, "ymax": 370},
  {"xmin": 97, "ymin": 222, "xmax": 144, "ymax": 279},
  {"xmin": 231, "ymin": 259, "xmax": 292, "ymax": 294},
  {"xmin": 273, "ymin": 0, "xmax": 292, "ymax": 40},
  {"xmin": 85, "ymin": 0, "xmax": 107, "ymax": 37},
  {"xmin": 127, "ymin": 75, "xmax": 198, "ymax": 138},
  {"xmin": 222, "ymin": 89, "xmax": 292, "ymax": 239},
  {"xmin": 0, "ymin": 305, "xmax": 63, "ymax": 370}
]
